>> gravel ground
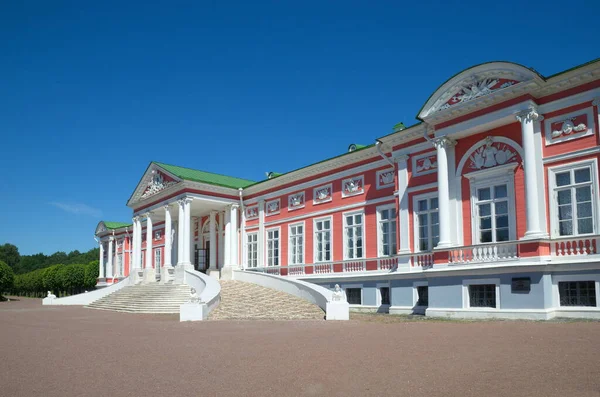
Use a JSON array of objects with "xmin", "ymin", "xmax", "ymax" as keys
[{"xmin": 1, "ymin": 298, "xmax": 600, "ymax": 397}]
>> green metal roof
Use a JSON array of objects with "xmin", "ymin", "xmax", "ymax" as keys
[
  {"xmin": 103, "ymin": 221, "xmax": 132, "ymax": 230},
  {"xmin": 154, "ymin": 162, "xmax": 256, "ymax": 189}
]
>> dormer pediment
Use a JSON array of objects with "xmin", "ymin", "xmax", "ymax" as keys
[
  {"xmin": 127, "ymin": 163, "xmax": 182, "ymax": 207},
  {"xmin": 418, "ymin": 62, "xmax": 545, "ymax": 123},
  {"xmin": 95, "ymin": 221, "xmax": 107, "ymax": 235}
]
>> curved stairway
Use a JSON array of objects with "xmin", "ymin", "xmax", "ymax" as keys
[
  {"xmin": 209, "ymin": 280, "xmax": 324, "ymax": 320},
  {"xmin": 86, "ymin": 284, "xmax": 191, "ymax": 314}
]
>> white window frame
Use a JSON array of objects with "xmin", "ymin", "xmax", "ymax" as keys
[
  {"xmin": 154, "ymin": 248, "xmax": 162, "ymax": 268},
  {"xmin": 343, "ymin": 210, "xmax": 365, "ymax": 260},
  {"xmin": 313, "ymin": 216, "xmax": 333, "ymax": 263},
  {"xmin": 412, "ymin": 191, "xmax": 439, "ymax": 252},
  {"xmin": 548, "ymin": 158, "xmax": 599, "ymax": 238},
  {"xmin": 376, "ymin": 282, "xmax": 391, "ymax": 307},
  {"xmin": 266, "ymin": 227, "xmax": 281, "ymax": 267},
  {"xmin": 462, "ymin": 278, "xmax": 500, "ymax": 309},
  {"xmin": 288, "ymin": 221, "xmax": 305, "ymax": 265},
  {"xmin": 465, "ymin": 163, "xmax": 517, "ymax": 244},
  {"xmin": 246, "ymin": 232, "xmax": 258, "ymax": 268},
  {"xmin": 552, "ymin": 273, "xmax": 600, "ymax": 309},
  {"xmin": 413, "ymin": 281, "xmax": 429, "ymax": 308},
  {"xmin": 377, "ymin": 203, "xmax": 397, "ymax": 257}
]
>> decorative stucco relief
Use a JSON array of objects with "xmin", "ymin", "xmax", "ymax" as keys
[
  {"xmin": 313, "ymin": 184, "xmax": 332, "ymax": 204},
  {"xmin": 467, "ymin": 137, "xmax": 517, "ymax": 171},
  {"xmin": 141, "ymin": 170, "xmax": 177, "ymax": 199},
  {"xmin": 265, "ymin": 199, "xmax": 280, "ymax": 216},
  {"xmin": 288, "ymin": 192, "xmax": 305, "ymax": 211},
  {"xmin": 246, "ymin": 206, "xmax": 258, "ymax": 219},
  {"xmin": 342, "ymin": 175, "xmax": 364, "ymax": 197}
]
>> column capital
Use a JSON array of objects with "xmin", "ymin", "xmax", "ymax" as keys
[
  {"xmin": 210, "ymin": 210, "xmax": 218, "ymax": 215},
  {"xmin": 109, "ymin": 236, "xmax": 115, "ymax": 242},
  {"xmin": 432, "ymin": 136, "xmax": 456, "ymax": 149},
  {"xmin": 515, "ymin": 106, "xmax": 543, "ymax": 123},
  {"xmin": 230, "ymin": 203, "xmax": 240, "ymax": 209},
  {"xmin": 163, "ymin": 203, "xmax": 171, "ymax": 212},
  {"xmin": 177, "ymin": 197, "xmax": 194, "ymax": 206},
  {"xmin": 394, "ymin": 154, "xmax": 409, "ymax": 163},
  {"xmin": 133, "ymin": 215, "xmax": 140, "ymax": 222},
  {"xmin": 592, "ymin": 97, "xmax": 600, "ymax": 107},
  {"xmin": 143, "ymin": 211, "xmax": 153, "ymax": 219}
]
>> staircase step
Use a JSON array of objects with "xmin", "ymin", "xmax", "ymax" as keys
[{"xmin": 85, "ymin": 284, "xmax": 191, "ymax": 314}]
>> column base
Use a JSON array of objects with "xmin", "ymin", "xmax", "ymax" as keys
[
  {"xmin": 521, "ymin": 231, "xmax": 549, "ymax": 240},
  {"xmin": 174, "ymin": 264, "xmax": 195, "ymax": 284},
  {"xmin": 131, "ymin": 269, "xmax": 144, "ymax": 285},
  {"xmin": 161, "ymin": 266, "xmax": 175, "ymax": 284},
  {"xmin": 143, "ymin": 268, "xmax": 156, "ymax": 284}
]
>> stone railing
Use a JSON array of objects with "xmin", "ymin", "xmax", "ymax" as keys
[
  {"xmin": 234, "ymin": 270, "xmax": 349, "ymax": 320},
  {"xmin": 180, "ymin": 269, "xmax": 221, "ymax": 321},
  {"xmin": 551, "ymin": 235, "xmax": 600, "ymax": 257},
  {"xmin": 43, "ymin": 276, "xmax": 130, "ymax": 306},
  {"xmin": 447, "ymin": 241, "xmax": 519, "ymax": 265}
]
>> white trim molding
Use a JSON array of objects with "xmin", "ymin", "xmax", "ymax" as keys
[{"xmin": 462, "ymin": 278, "xmax": 501, "ymax": 309}]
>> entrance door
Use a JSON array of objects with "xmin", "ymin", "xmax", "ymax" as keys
[{"xmin": 194, "ymin": 245, "xmax": 209, "ymax": 273}]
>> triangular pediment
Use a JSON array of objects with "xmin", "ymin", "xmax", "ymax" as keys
[
  {"xmin": 127, "ymin": 163, "xmax": 182, "ymax": 206},
  {"xmin": 418, "ymin": 62, "xmax": 544, "ymax": 121}
]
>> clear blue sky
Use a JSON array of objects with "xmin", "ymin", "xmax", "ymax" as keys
[{"xmin": 1, "ymin": 0, "xmax": 598, "ymax": 255}]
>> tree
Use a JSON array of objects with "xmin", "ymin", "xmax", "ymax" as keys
[
  {"xmin": 84, "ymin": 260, "xmax": 99, "ymax": 290},
  {"xmin": 0, "ymin": 244, "xmax": 20, "ymax": 270},
  {"xmin": 0, "ymin": 260, "xmax": 15, "ymax": 298}
]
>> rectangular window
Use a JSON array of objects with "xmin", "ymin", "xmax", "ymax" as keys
[
  {"xmin": 117, "ymin": 254, "xmax": 123, "ymax": 276},
  {"xmin": 559, "ymin": 281, "xmax": 597, "ymax": 307},
  {"xmin": 154, "ymin": 249, "xmax": 161, "ymax": 269},
  {"xmin": 380, "ymin": 287, "xmax": 390, "ymax": 305},
  {"xmin": 553, "ymin": 165, "xmax": 595, "ymax": 236},
  {"xmin": 289, "ymin": 224, "xmax": 304, "ymax": 265},
  {"xmin": 416, "ymin": 286, "xmax": 429, "ymax": 306},
  {"xmin": 247, "ymin": 233, "xmax": 258, "ymax": 268},
  {"xmin": 344, "ymin": 212, "xmax": 364, "ymax": 259},
  {"xmin": 469, "ymin": 284, "xmax": 496, "ymax": 308},
  {"xmin": 314, "ymin": 218, "xmax": 332, "ymax": 262},
  {"xmin": 267, "ymin": 229, "xmax": 280, "ymax": 267},
  {"xmin": 415, "ymin": 196, "xmax": 439, "ymax": 251},
  {"xmin": 378, "ymin": 206, "xmax": 397, "ymax": 256},
  {"xmin": 346, "ymin": 288, "xmax": 362, "ymax": 305},
  {"xmin": 475, "ymin": 184, "xmax": 510, "ymax": 243}
]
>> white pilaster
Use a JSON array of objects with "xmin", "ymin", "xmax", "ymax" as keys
[
  {"xmin": 177, "ymin": 199, "xmax": 185, "ymax": 266},
  {"xmin": 182, "ymin": 197, "xmax": 193, "ymax": 266},
  {"xmin": 130, "ymin": 218, "xmax": 137, "ymax": 272},
  {"xmin": 224, "ymin": 207, "xmax": 231, "ymax": 267},
  {"xmin": 396, "ymin": 154, "xmax": 410, "ymax": 254},
  {"xmin": 209, "ymin": 211, "xmax": 217, "ymax": 270},
  {"xmin": 98, "ymin": 240, "xmax": 105, "ymax": 279},
  {"xmin": 218, "ymin": 211, "xmax": 225, "ymax": 268},
  {"xmin": 142, "ymin": 212, "xmax": 156, "ymax": 283},
  {"xmin": 164, "ymin": 205, "xmax": 173, "ymax": 267},
  {"xmin": 240, "ymin": 206, "xmax": 247, "ymax": 270},
  {"xmin": 433, "ymin": 136, "xmax": 455, "ymax": 249},
  {"xmin": 516, "ymin": 106, "xmax": 547, "ymax": 239},
  {"xmin": 230, "ymin": 204, "xmax": 239, "ymax": 267},
  {"xmin": 258, "ymin": 200, "xmax": 265, "ymax": 267},
  {"xmin": 106, "ymin": 236, "xmax": 114, "ymax": 279}
]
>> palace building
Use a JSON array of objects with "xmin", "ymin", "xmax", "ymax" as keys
[{"xmin": 95, "ymin": 59, "xmax": 600, "ymax": 319}]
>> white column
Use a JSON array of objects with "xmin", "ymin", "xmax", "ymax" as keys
[
  {"xmin": 136, "ymin": 217, "xmax": 143, "ymax": 269},
  {"xmin": 224, "ymin": 206, "xmax": 231, "ymax": 266},
  {"xmin": 218, "ymin": 211, "xmax": 225, "ymax": 268},
  {"xmin": 182, "ymin": 197, "xmax": 193, "ymax": 266},
  {"xmin": 131, "ymin": 217, "xmax": 138, "ymax": 270},
  {"xmin": 396, "ymin": 154, "xmax": 410, "ymax": 254},
  {"xmin": 145, "ymin": 212, "xmax": 153, "ymax": 269},
  {"xmin": 240, "ymin": 206, "xmax": 247, "ymax": 269},
  {"xmin": 177, "ymin": 199, "xmax": 185, "ymax": 266},
  {"xmin": 230, "ymin": 204, "xmax": 239, "ymax": 267},
  {"xmin": 209, "ymin": 211, "xmax": 217, "ymax": 269},
  {"xmin": 257, "ymin": 200, "xmax": 265, "ymax": 267},
  {"xmin": 433, "ymin": 136, "xmax": 455, "ymax": 249},
  {"xmin": 107, "ymin": 236, "xmax": 114, "ymax": 279},
  {"xmin": 164, "ymin": 205, "xmax": 172, "ymax": 267},
  {"xmin": 98, "ymin": 240, "xmax": 105, "ymax": 279},
  {"xmin": 516, "ymin": 106, "xmax": 546, "ymax": 239}
]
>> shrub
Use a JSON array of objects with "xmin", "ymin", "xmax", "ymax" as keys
[{"xmin": 0, "ymin": 260, "xmax": 14, "ymax": 297}]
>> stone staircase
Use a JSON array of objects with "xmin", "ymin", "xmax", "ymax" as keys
[
  {"xmin": 209, "ymin": 280, "xmax": 324, "ymax": 320},
  {"xmin": 86, "ymin": 284, "xmax": 191, "ymax": 314}
]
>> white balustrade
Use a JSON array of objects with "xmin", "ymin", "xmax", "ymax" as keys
[
  {"xmin": 343, "ymin": 260, "xmax": 365, "ymax": 272},
  {"xmin": 412, "ymin": 253, "xmax": 434, "ymax": 268},
  {"xmin": 448, "ymin": 243, "xmax": 518, "ymax": 264},
  {"xmin": 288, "ymin": 265, "xmax": 305, "ymax": 276},
  {"xmin": 265, "ymin": 267, "xmax": 281, "ymax": 275},
  {"xmin": 552, "ymin": 237, "xmax": 599, "ymax": 257},
  {"xmin": 377, "ymin": 257, "xmax": 397, "ymax": 270},
  {"xmin": 314, "ymin": 263, "xmax": 333, "ymax": 274}
]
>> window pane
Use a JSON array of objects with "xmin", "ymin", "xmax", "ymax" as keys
[
  {"xmin": 559, "ymin": 220, "xmax": 573, "ymax": 236},
  {"xmin": 431, "ymin": 212, "xmax": 439, "ymax": 224},
  {"xmin": 494, "ymin": 185, "xmax": 507, "ymax": 198},
  {"xmin": 496, "ymin": 215, "xmax": 509, "ymax": 228},
  {"xmin": 496, "ymin": 228, "xmax": 509, "ymax": 241},
  {"xmin": 577, "ymin": 202, "xmax": 593, "ymax": 218},
  {"xmin": 480, "ymin": 217, "xmax": 492, "ymax": 230},
  {"xmin": 558, "ymin": 205, "xmax": 573, "ymax": 221},
  {"xmin": 556, "ymin": 172, "xmax": 571, "ymax": 187},
  {"xmin": 495, "ymin": 201, "xmax": 508, "ymax": 215},
  {"xmin": 480, "ymin": 231, "xmax": 492, "ymax": 243},
  {"xmin": 419, "ymin": 226, "xmax": 428, "ymax": 239},
  {"xmin": 346, "ymin": 216, "xmax": 353, "ymax": 226},
  {"xmin": 576, "ymin": 187, "xmax": 592, "ymax": 202},
  {"xmin": 557, "ymin": 190, "xmax": 572, "ymax": 205},
  {"xmin": 575, "ymin": 168, "xmax": 591, "ymax": 183},
  {"xmin": 479, "ymin": 204, "xmax": 491, "ymax": 217},
  {"xmin": 430, "ymin": 198, "xmax": 438, "ymax": 209},
  {"xmin": 578, "ymin": 218, "xmax": 593, "ymax": 234},
  {"xmin": 418, "ymin": 200, "xmax": 428, "ymax": 211},
  {"xmin": 478, "ymin": 188, "xmax": 491, "ymax": 201}
]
